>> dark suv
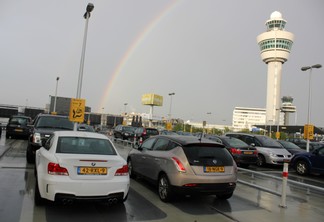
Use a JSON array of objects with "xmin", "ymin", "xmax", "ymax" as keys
[
  {"xmin": 134, "ymin": 127, "xmax": 159, "ymax": 146},
  {"xmin": 113, "ymin": 125, "xmax": 137, "ymax": 141},
  {"xmin": 26, "ymin": 114, "xmax": 74, "ymax": 163},
  {"xmin": 6, "ymin": 115, "xmax": 32, "ymax": 139}
]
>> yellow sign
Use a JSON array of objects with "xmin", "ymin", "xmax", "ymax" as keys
[
  {"xmin": 275, "ymin": 131, "xmax": 280, "ymax": 139},
  {"xmin": 166, "ymin": 122, "xmax": 172, "ymax": 131},
  {"xmin": 69, "ymin": 98, "xmax": 85, "ymax": 123},
  {"xmin": 141, "ymin": 94, "xmax": 163, "ymax": 106},
  {"xmin": 304, "ymin": 124, "xmax": 314, "ymax": 140}
]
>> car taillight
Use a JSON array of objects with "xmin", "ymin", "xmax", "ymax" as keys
[
  {"xmin": 115, "ymin": 165, "xmax": 129, "ymax": 176},
  {"xmin": 171, "ymin": 157, "xmax": 186, "ymax": 173},
  {"xmin": 253, "ymin": 150, "xmax": 258, "ymax": 155},
  {"xmin": 229, "ymin": 148, "xmax": 242, "ymax": 154},
  {"xmin": 48, "ymin": 162, "xmax": 69, "ymax": 176}
]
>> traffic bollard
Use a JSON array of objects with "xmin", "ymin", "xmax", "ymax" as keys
[{"xmin": 279, "ymin": 161, "xmax": 289, "ymax": 208}]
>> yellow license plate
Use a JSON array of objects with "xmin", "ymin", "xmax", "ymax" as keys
[
  {"xmin": 78, "ymin": 167, "xmax": 107, "ymax": 175},
  {"xmin": 244, "ymin": 151, "xmax": 253, "ymax": 155},
  {"xmin": 204, "ymin": 166, "xmax": 225, "ymax": 173},
  {"xmin": 15, "ymin": 129, "xmax": 23, "ymax": 132}
]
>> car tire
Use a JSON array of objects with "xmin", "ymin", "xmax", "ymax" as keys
[
  {"xmin": 6, "ymin": 134, "xmax": 10, "ymax": 139},
  {"xmin": 35, "ymin": 179, "xmax": 45, "ymax": 206},
  {"xmin": 295, "ymin": 160, "xmax": 309, "ymax": 176},
  {"xmin": 127, "ymin": 159, "xmax": 137, "ymax": 179},
  {"xmin": 216, "ymin": 192, "xmax": 233, "ymax": 200},
  {"xmin": 26, "ymin": 144, "xmax": 35, "ymax": 164},
  {"xmin": 158, "ymin": 174, "xmax": 173, "ymax": 202},
  {"xmin": 256, "ymin": 154, "xmax": 266, "ymax": 167}
]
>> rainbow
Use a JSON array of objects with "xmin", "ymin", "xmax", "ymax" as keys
[{"xmin": 97, "ymin": 0, "xmax": 180, "ymax": 112}]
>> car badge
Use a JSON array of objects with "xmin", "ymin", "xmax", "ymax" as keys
[
  {"xmin": 91, "ymin": 163, "xmax": 96, "ymax": 166},
  {"xmin": 213, "ymin": 159, "xmax": 217, "ymax": 164}
]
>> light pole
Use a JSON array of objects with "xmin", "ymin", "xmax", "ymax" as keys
[
  {"xmin": 301, "ymin": 64, "xmax": 322, "ymax": 152},
  {"xmin": 53, "ymin": 77, "xmax": 59, "ymax": 114},
  {"xmin": 74, "ymin": 3, "xmax": 94, "ymax": 131},
  {"xmin": 76, "ymin": 3, "xmax": 94, "ymax": 99},
  {"xmin": 168, "ymin": 93, "xmax": 175, "ymax": 120},
  {"xmin": 124, "ymin": 103, "xmax": 128, "ymax": 114}
]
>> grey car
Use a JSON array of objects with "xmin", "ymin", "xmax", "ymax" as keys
[
  {"xmin": 127, "ymin": 135, "xmax": 237, "ymax": 202},
  {"xmin": 225, "ymin": 133, "xmax": 292, "ymax": 167}
]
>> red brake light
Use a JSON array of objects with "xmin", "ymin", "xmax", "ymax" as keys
[
  {"xmin": 172, "ymin": 157, "xmax": 186, "ymax": 172},
  {"xmin": 142, "ymin": 129, "xmax": 147, "ymax": 135},
  {"xmin": 115, "ymin": 165, "xmax": 129, "ymax": 176},
  {"xmin": 229, "ymin": 148, "xmax": 242, "ymax": 154},
  {"xmin": 48, "ymin": 162, "xmax": 69, "ymax": 176}
]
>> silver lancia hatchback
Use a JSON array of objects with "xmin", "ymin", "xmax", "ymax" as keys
[{"xmin": 127, "ymin": 135, "xmax": 237, "ymax": 202}]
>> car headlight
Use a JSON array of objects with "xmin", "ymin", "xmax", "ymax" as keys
[
  {"xmin": 32, "ymin": 133, "xmax": 42, "ymax": 144},
  {"xmin": 269, "ymin": 152, "xmax": 276, "ymax": 157}
]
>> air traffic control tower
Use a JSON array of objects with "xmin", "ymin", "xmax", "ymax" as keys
[{"xmin": 257, "ymin": 11, "xmax": 294, "ymax": 125}]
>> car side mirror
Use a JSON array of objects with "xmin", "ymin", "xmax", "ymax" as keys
[{"xmin": 250, "ymin": 143, "xmax": 256, "ymax": 147}]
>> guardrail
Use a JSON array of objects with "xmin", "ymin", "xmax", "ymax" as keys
[{"xmin": 238, "ymin": 166, "xmax": 324, "ymax": 194}]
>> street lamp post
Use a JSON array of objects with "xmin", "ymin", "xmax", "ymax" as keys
[
  {"xmin": 74, "ymin": 3, "xmax": 94, "ymax": 131},
  {"xmin": 76, "ymin": 3, "xmax": 94, "ymax": 99},
  {"xmin": 124, "ymin": 103, "xmax": 128, "ymax": 114},
  {"xmin": 301, "ymin": 64, "xmax": 322, "ymax": 152},
  {"xmin": 168, "ymin": 93, "xmax": 175, "ymax": 120},
  {"xmin": 53, "ymin": 76, "xmax": 59, "ymax": 113}
]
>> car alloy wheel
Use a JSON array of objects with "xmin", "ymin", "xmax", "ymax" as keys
[
  {"xmin": 295, "ymin": 160, "xmax": 309, "ymax": 175},
  {"xmin": 256, "ymin": 154, "xmax": 265, "ymax": 167},
  {"xmin": 158, "ymin": 174, "xmax": 173, "ymax": 202}
]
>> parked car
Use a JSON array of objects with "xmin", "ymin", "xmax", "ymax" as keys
[
  {"xmin": 290, "ymin": 146, "xmax": 324, "ymax": 176},
  {"xmin": 277, "ymin": 140, "xmax": 305, "ymax": 155},
  {"xmin": 113, "ymin": 125, "xmax": 137, "ymax": 141},
  {"xmin": 26, "ymin": 114, "xmax": 74, "ymax": 163},
  {"xmin": 6, "ymin": 115, "xmax": 32, "ymax": 139},
  {"xmin": 127, "ymin": 135, "xmax": 237, "ymax": 202},
  {"xmin": 133, "ymin": 127, "xmax": 159, "ymax": 146},
  {"xmin": 34, "ymin": 131, "xmax": 129, "ymax": 205},
  {"xmin": 286, "ymin": 138, "xmax": 322, "ymax": 152},
  {"xmin": 225, "ymin": 133, "xmax": 292, "ymax": 167},
  {"xmin": 205, "ymin": 135, "xmax": 258, "ymax": 167}
]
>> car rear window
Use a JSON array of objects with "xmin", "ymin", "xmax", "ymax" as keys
[
  {"xmin": 147, "ymin": 129, "xmax": 159, "ymax": 135},
  {"xmin": 56, "ymin": 137, "xmax": 117, "ymax": 155},
  {"xmin": 182, "ymin": 144, "xmax": 233, "ymax": 166},
  {"xmin": 9, "ymin": 117, "xmax": 29, "ymax": 125},
  {"xmin": 36, "ymin": 116, "xmax": 74, "ymax": 130}
]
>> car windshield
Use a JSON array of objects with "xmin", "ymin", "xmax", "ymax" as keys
[
  {"xmin": 278, "ymin": 140, "xmax": 301, "ymax": 149},
  {"xmin": 182, "ymin": 144, "xmax": 233, "ymax": 166},
  {"xmin": 257, "ymin": 136, "xmax": 283, "ymax": 148},
  {"xmin": 124, "ymin": 126, "xmax": 136, "ymax": 132},
  {"xmin": 36, "ymin": 116, "xmax": 74, "ymax": 130},
  {"xmin": 223, "ymin": 137, "xmax": 248, "ymax": 147},
  {"xmin": 56, "ymin": 137, "xmax": 117, "ymax": 155},
  {"xmin": 147, "ymin": 129, "xmax": 159, "ymax": 135}
]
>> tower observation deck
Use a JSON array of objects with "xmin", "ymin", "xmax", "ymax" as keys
[{"xmin": 257, "ymin": 11, "xmax": 294, "ymax": 125}]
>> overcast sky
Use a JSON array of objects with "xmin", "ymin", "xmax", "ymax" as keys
[{"xmin": 1, "ymin": 0, "xmax": 324, "ymax": 126}]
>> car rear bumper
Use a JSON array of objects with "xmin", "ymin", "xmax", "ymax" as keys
[
  {"xmin": 172, "ymin": 182, "xmax": 236, "ymax": 195},
  {"xmin": 39, "ymin": 176, "xmax": 130, "ymax": 202},
  {"xmin": 233, "ymin": 155, "xmax": 258, "ymax": 164}
]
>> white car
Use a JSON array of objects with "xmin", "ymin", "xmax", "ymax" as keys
[{"xmin": 35, "ymin": 131, "xmax": 129, "ymax": 205}]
